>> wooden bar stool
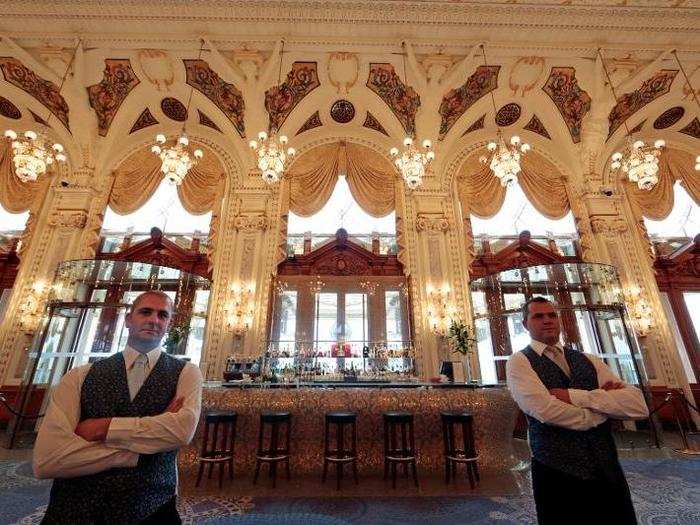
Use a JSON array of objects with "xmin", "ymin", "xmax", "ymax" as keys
[
  {"xmin": 441, "ymin": 411, "xmax": 480, "ymax": 488},
  {"xmin": 382, "ymin": 411, "xmax": 418, "ymax": 489},
  {"xmin": 253, "ymin": 411, "xmax": 292, "ymax": 488},
  {"xmin": 195, "ymin": 410, "xmax": 237, "ymax": 488},
  {"xmin": 322, "ymin": 412, "xmax": 358, "ymax": 490}
]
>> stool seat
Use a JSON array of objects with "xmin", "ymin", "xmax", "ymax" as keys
[
  {"xmin": 261, "ymin": 411, "xmax": 291, "ymax": 422},
  {"xmin": 205, "ymin": 411, "xmax": 238, "ymax": 423},
  {"xmin": 383, "ymin": 411, "xmax": 412, "ymax": 422},
  {"xmin": 326, "ymin": 412, "xmax": 357, "ymax": 423},
  {"xmin": 440, "ymin": 411, "xmax": 473, "ymax": 423}
]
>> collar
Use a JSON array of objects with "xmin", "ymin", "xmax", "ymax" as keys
[
  {"xmin": 123, "ymin": 345, "xmax": 162, "ymax": 370},
  {"xmin": 529, "ymin": 339, "xmax": 563, "ymax": 356}
]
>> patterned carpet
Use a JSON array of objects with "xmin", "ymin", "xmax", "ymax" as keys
[{"xmin": 1, "ymin": 458, "xmax": 698, "ymax": 524}]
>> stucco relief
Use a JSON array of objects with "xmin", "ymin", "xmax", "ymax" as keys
[
  {"xmin": 542, "ymin": 67, "xmax": 591, "ymax": 144},
  {"xmin": 590, "ymin": 215, "xmax": 628, "ymax": 235},
  {"xmin": 438, "ymin": 66, "xmax": 499, "ymax": 140},
  {"xmin": 135, "ymin": 49, "xmax": 176, "ymax": 91},
  {"xmin": 327, "ymin": 52, "xmax": 359, "ymax": 95},
  {"xmin": 508, "ymin": 56, "xmax": 546, "ymax": 97},
  {"xmin": 607, "ymin": 69, "xmax": 678, "ymax": 140},
  {"xmin": 265, "ymin": 62, "xmax": 320, "ymax": 131},
  {"xmin": 0, "ymin": 57, "xmax": 70, "ymax": 130},
  {"xmin": 367, "ymin": 63, "xmax": 421, "ymax": 136},
  {"xmin": 87, "ymin": 59, "xmax": 141, "ymax": 136},
  {"xmin": 296, "ymin": 111, "xmax": 322, "ymax": 135},
  {"xmin": 233, "ymin": 214, "xmax": 268, "ymax": 231},
  {"xmin": 416, "ymin": 214, "xmax": 451, "ymax": 232},
  {"xmin": 129, "ymin": 108, "xmax": 159, "ymax": 134},
  {"xmin": 48, "ymin": 210, "xmax": 88, "ymax": 230}
]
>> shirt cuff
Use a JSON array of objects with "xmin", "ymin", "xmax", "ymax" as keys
[
  {"xmin": 568, "ymin": 389, "xmax": 593, "ymax": 408},
  {"xmin": 106, "ymin": 416, "xmax": 138, "ymax": 447},
  {"xmin": 112, "ymin": 450, "xmax": 139, "ymax": 469}
]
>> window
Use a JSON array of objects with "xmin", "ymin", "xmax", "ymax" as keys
[
  {"xmin": 644, "ymin": 182, "xmax": 699, "ymax": 239},
  {"xmin": 345, "ymin": 293, "xmax": 369, "ymax": 344},
  {"xmin": 314, "ymin": 292, "xmax": 338, "ymax": 355},
  {"xmin": 277, "ymin": 291, "xmax": 298, "ymax": 352},
  {"xmin": 385, "ymin": 291, "xmax": 403, "ymax": 344}
]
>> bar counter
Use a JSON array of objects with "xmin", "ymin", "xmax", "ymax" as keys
[{"xmin": 180, "ymin": 382, "xmax": 519, "ymax": 477}]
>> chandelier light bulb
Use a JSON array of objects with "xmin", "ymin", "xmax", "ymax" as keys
[
  {"xmin": 156, "ymin": 134, "xmax": 167, "ymax": 144},
  {"xmin": 178, "ymin": 135, "xmax": 189, "ymax": 146},
  {"xmin": 249, "ymin": 140, "xmax": 258, "ymax": 149},
  {"xmin": 279, "ymin": 135, "xmax": 288, "ymax": 144},
  {"xmin": 287, "ymin": 147, "xmax": 296, "ymax": 157},
  {"xmin": 610, "ymin": 137, "xmax": 664, "ymax": 191},
  {"xmin": 258, "ymin": 131, "xmax": 268, "ymax": 141},
  {"xmin": 510, "ymin": 135, "xmax": 521, "ymax": 145},
  {"xmin": 389, "ymin": 136, "xmax": 434, "ymax": 190},
  {"xmin": 695, "ymin": 155, "xmax": 700, "ymax": 171},
  {"xmin": 4, "ymin": 127, "xmax": 67, "ymax": 183}
]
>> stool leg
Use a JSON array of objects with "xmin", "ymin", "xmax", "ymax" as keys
[
  {"xmin": 218, "ymin": 422, "xmax": 229, "ymax": 488},
  {"xmin": 196, "ymin": 462, "xmax": 205, "ymax": 488},
  {"xmin": 322, "ymin": 419, "xmax": 329, "ymax": 483},
  {"xmin": 401, "ymin": 423, "xmax": 408, "ymax": 478},
  {"xmin": 270, "ymin": 421, "xmax": 279, "ymax": 488},
  {"xmin": 443, "ymin": 420, "xmax": 450, "ymax": 484},
  {"xmin": 336, "ymin": 422, "xmax": 344, "ymax": 490},
  {"xmin": 285, "ymin": 420, "xmax": 291, "ymax": 481},
  {"xmin": 253, "ymin": 420, "xmax": 264, "ymax": 485},
  {"xmin": 462, "ymin": 421, "xmax": 474, "ymax": 489},
  {"xmin": 383, "ymin": 420, "xmax": 389, "ymax": 480},
  {"xmin": 352, "ymin": 420, "xmax": 358, "ymax": 485},
  {"xmin": 409, "ymin": 419, "xmax": 418, "ymax": 488},
  {"xmin": 208, "ymin": 421, "xmax": 220, "ymax": 479}
]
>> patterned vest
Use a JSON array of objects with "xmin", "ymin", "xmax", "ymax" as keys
[
  {"xmin": 43, "ymin": 352, "xmax": 186, "ymax": 524},
  {"xmin": 522, "ymin": 346, "xmax": 623, "ymax": 481}
]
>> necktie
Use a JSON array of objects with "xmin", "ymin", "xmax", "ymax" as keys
[
  {"xmin": 545, "ymin": 345, "xmax": 571, "ymax": 378},
  {"xmin": 128, "ymin": 353, "xmax": 149, "ymax": 401}
]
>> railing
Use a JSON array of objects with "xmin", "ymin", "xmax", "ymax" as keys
[
  {"xmin": 474, "ymin": 234, "xmax": 579, "ymax": 257},
  {"xmin": 99, "ymin": 231, "xmax": 209, "ymax": 254}
]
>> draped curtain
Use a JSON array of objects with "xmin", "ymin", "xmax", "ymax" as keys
[
  {"xmin": 287, "ymin": 142, "xmax": 396, "ymax": 218},
  {"xmin": 109, "ymin": 145, "xmax": 224, "ymax": 216},
  {"xmin": 625, "ymin": 149, "xmax": 699, "ymax": 220},
  {"xmin": 456, "ymin": 150, "xmax": 570, "ymax": 219}
]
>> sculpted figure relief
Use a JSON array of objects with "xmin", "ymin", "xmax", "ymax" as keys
[
  {"xmin": 404, "ymin": 41, "xmax": 481, "ymax": 142},
  {"xmin": 203, "ymin": 38, "xmax": 283, "ymax": 136}
]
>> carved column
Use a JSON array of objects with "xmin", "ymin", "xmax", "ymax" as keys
[
  {"xmin": 200, "ymin": 172, "xmax": 278, "ymax": 380},
  {"xmin": 410, "ymin": 188, "xmax": 473, "ymax": 379},
  {"xmin": 0, "ymin": 168, "xmax": 103, "ymax": 385}
]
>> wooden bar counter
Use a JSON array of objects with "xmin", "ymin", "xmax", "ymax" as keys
[{"xmin": 180, "ymin": 383, "xmax": 519, "ymax": 478}]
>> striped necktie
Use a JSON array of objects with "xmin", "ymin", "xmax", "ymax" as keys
[
  {"xmin": 544, "ymin": 345, "xmax": 571, "ymax": 378},
  {"xmin": 128, "ymin": 353, "xmax": 149, "ymax": 401}
]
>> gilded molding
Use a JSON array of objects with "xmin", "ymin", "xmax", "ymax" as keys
[
  {"xmin": 415, "ymin": 214, "xmax": 451, "ymax": 233},
  {"xmin": 590, "ymin": 215, "xmax": 628, "ymax": 235},
  {"xmin": 233, "ymin": 214, "xmax": 268, "ymax": 231},
  {"xmin": 48, "ymin": 210, "xmax": 89, "ymax": 230}
]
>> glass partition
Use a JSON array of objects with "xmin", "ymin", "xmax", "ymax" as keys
[{"xmin": 470, "ymin": 263, "xmax": 648, "ymax": 387}]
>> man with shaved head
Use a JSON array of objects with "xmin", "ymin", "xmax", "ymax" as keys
[{"xmin": 34, "ymin": 290, "xmax": 202, "ymax": 524}]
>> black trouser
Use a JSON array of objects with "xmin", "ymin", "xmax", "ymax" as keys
[
  {"xmin": 531, "ymin": 458, "xmax": 637, "ymax": 525},
  {"xmin": 140, "ymin": 496, "xmax": 181, "ymax": 525}
]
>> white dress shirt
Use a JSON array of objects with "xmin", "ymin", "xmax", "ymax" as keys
[
  {"xmin": 506, "ymin": 339, "xmax": 649, "ymax": 431},
  {"xmin": 33, "ymin": 346, "xmax": 202, "ymax": 479}
]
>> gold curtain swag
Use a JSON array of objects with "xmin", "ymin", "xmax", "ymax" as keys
[
  {"xmin": 109, "ymin": 145, "xmax": 224, "ymax": 216},
  {"xmin": 287, "ymin": 142, "xmax": 397, "ymax": 218},
  {"xmin": 626, "ymin": 149, "xmax": 699, "ymax": 221},
  {"xmin": 456, "ymin": 149, "xmax": 570, "ymax": 219}
]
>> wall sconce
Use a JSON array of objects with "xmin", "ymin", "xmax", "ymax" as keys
[
  {"xmin": 625, "ymin": 286, "xmax": 653, "ymax": 337},
  {"xmin": 18, "ymin": 281, "xmax": 48, "ymax": 333},
  {"xmin": 308, "ymin": 275, "xmax": 325, "ymax": 295},
  {"xmin": 359, "ymin": 280, "xmax": 378, "ymax": 296},
  {"xmin": 426, "ymin": 283, "xmax": 456, "ymax": 335},
  {"xmin": 226, "ymin": 281, "xmax": 255, "ymax": 336}
]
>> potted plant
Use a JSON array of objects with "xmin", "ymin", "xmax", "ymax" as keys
[
  {"xmin": 447, "ymin": 319, "xmax": 477, "ymax": 382},
  {"xmin": 164, "ymin": 323, "xmax": 189, "ymax": 354}
]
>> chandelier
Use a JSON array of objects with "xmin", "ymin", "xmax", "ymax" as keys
[
  {"xmin": 3, "ymin": 40, "xmax": 80, "ymax": 183},
  {"xmin": 249, "ymin": 131, "xmax": 296, "ymax": 184},
  {"xmin": 481, "ymin": 132, "xmax": 530, "ymax": 187},
  {"xmin": 151, "ymin": 134, "xmax": 203, "ymax": 185},
  {"xmin": 152, "ymin": 39, "xmax": 204, "ymax": 185},
  {"xmin": 390, "ymin": 137, "xmax": 435, "ymax": 190},
  {"xmin": 599, "ymin": 49, "xmax": 665, "ymax": 191},
  {"xmin": 610, "ymin": 138, "xmax": 665, "ymax": 191},
  {"xmin": 479, "ymin": 45, "xmax": 531, "ymax": 187},
  {"xmin": 3, "ymin": 130, "xmax": 66, "ymax": 182},
  {"xmin": 308, "ymin": 275, "xmax": 325, "ymax": 295}
]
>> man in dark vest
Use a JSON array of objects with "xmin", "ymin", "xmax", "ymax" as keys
[
  {"xmin": 34, "ymin": 290, "xmax": 203, "ymax": 524},
  {"xmin": 506, "ymin": 296, "xmax": 648, "ymax": 525}
]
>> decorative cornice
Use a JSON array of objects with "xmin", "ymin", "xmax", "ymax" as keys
[
  {"xmin": 590, "ymin": 215, "xmax": 628, "ymax": 235},
  {"xmin": 48, "ymin": 210, "xmax": 88, "ymax": 230}
]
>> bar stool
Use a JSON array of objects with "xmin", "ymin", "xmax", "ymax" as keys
[
  {"xmin": 322, "ymin": 412, "xmax": 358, "ymax": 490},
  {"xmin": 195, "ymin": 410, "xmax": 237, "ymax": 488},
  {"xmin": 253, "ymin": 411, "xmax": 292, "ymax": 488},
  {"xmin": 382, "ymin": 411, "xmax": 418, "ymax": 488},
  {"xmin": 441, "ymin": 411, "xmax": 480, "ymax": 488}
]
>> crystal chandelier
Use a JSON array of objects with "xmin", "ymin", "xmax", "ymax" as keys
[
  {"xmin": 610, "ymin": 138, "xmax": 665, "ymax": 191},
  {"xmin": 249, "ymin": 131, "xmax": 296, "ymax": 184},
  {"xmin": 152, "ymin": 39, "xmax": 204, "ymax": 185},
  {"xmin": 3, "ymin": 130, "xmax": 66, "ymax": 182},
  {"xmin": 599, "ymin": 49, "xmax": 665, "ymax": 191},
  {"xmin": 390, "ymin": 137, "xmax": 434, "ymax": 190},
  {"xmin": 151, "ymin": 134, "xmax": 203, "ymax": 185},
  {"xmin": 3, "ymin": 40, "xmax": 80, "ymax": 183},
  {"xmin": 479, "ymin": 45, "xmax": 531, "ymax": 187},
  {"xmin": 481, "ymin": 132, "xmax": 530, "ymax": 187}
]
